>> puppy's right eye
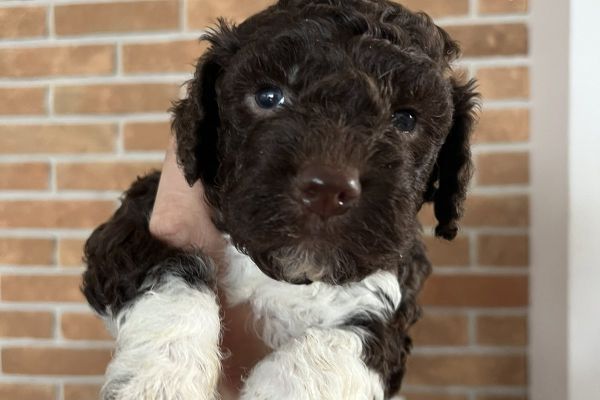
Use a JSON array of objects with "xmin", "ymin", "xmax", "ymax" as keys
[
  {"xmin": 392, "ymin": 110, "xmax": 417, "ymax": 132},
  {"xmin": 255, "ymin": 87, "xmax": 285, "ymax": 109}
]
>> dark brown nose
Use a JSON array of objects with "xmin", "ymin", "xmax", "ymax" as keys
[{"xmin": 297, "ymin": 164, "xmax": 361, "ymax": 218}]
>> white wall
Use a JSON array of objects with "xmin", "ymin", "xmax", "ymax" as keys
[
  {"xmin": 530, "ymin": 0, "xmax": 569, "ymax": 398},
  {"xmin": 531, "ymin": 0, "xmax": 600, "ymax": 399},
  {"xmin": 568, "ymin": 0, "xmax": 600, "ymax": 397}
]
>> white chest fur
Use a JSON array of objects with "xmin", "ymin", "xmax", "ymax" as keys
[
  {"xmin": 221, "ymin": 244, "xmax": 402, "ymax": 399},
  {"xmin": 221, "ymin": 244, "xmax": 402, "ymax": 349}
]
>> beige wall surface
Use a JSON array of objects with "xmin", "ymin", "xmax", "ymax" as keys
[{"xmin": 0, "ymin": 1, "xmax": 530, "ymax": 399}]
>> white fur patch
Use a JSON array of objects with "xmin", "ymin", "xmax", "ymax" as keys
[
  {"xmin": 102, "ymin": 276, "xmax": 221, "ymax": 400},
  {"xmin": 240, "ymin": 328, "xmax": 385, "ymax": 400},
  {"xmin": 221, "ymin": 244, "xmax": 401, "ymax": 349}
]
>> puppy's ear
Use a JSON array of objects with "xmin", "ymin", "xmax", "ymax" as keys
[
  {"xmin": 171, "ymin": 58, "xmax": 221, "ymax": 186},
  {"xmin": 428, "ymin": 78, "xmax": 479, "ymax": 240},
  {"xmin": 171, "ymin": 22, "xmax": 238, "ymax": 186}
]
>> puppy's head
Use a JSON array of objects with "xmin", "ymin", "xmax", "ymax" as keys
[{"xmin": 172, "ymin": 0, "xmax": 478, "ymax": 284}]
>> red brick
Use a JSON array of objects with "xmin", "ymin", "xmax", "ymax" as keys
[
  {"xmin": 421, "ymin": 274, "xmax": 529, "ymax": 307},
  {"xmin": 61, "ymin": 312, "xmax": 112, "ymax": 340},
  {"xmin": 477, "ymin": 67, "xmax": 530, "ymax": 100},
  {"xmin": 0, "ymin": 124, "xmax": 117, "ymax": 154},
  {"xmin": 411, "ymin": 313, "xmax": 469, "ymax": 346},
  {"xmin": 400, "ymin": 0, "xmax": 469, "ymax": 18},
  {"xmin": 64, "ymin": 384, "xmax": 101, "ymax": 400},
  {"xmin": 123, "ymin": 121, "xmax": 171, "ymax": 151},
  {"xmin": 479, "ymin": 0, "xmax": 528, "ymax": 14},
  {"xmin": 444, "ymin": 24, "xmax": 528, "ymax": 57},
  {"xmin": 463, "ymin": 195, "xmax": 529, "ymax": 227},
  {"xmin": 123, "ymin": 40, "xmax": 207, "ymax": 73},
  {"xmin": 1, "ymin": 275, "xmax": 85, "ymax": 302},
  {"xmin": 0, "ymin": 162, "xmax": 50, "ymax": 190},
  {"xmin": 405, "ymin": 394, "xmax": 469, "ymax": 400},
  {"xmin": 0, "ymin": 200, "xmax": 115, "ymax": 229},
  {"xmin": 55, "ymin": 1, "xmax": 179, "ymax": 35},
  {"xmin": 2, "ymin": 347, "xmax": 111, "ymax": 375},
  {"xmin": 418, "ymin": 203, "xmax": 437, "ymax": 227},
  {"xmin": 474, "ymin": 109, "xmax": 530, "ymax": 143},
  {"xmin": 0, "ymin": 383, "xmax": 55, "ymax": 400},
  {"xmin": 0, "ymin": 45, "xmax": 114, "ymax": 78},
  {"xmin": 0, "ymin": 6, "xmax": 46, "ymax": 39},
  {"xmin": 0, "ymin": 87, "xmax": 46, "ymax": 115},
  {"xmin": 478, "ymin": 234, "xmax": 529, "ymax": 266},
  {"xmin": 424, "ymin": 236, "xmax": 470, "ymax": 266},
  {"xmin": 54, "ymin": 84, "xmax": 179, "ymax": 114},
  {"xmin": 58, "ymin": 238, "xmax": 85, "ymax": 267},
  {"xmin": 0, "ymin": 311, "xmax": 54, "ymax": 338},
  {"xmin": 406, "ymin": 354, "xmax": 527, "ymax": 385},
  {"xmin": 476, "ymin": 396, "xmax": 527, "ymax": 400},
  {"xmin": 476, "ymin": 152, "xmax": 529, "ymax": 185},
  {"xmin": 419, "ymin": 201, "xmax": 513, "ymax": 231},
  {"xmin": 57, "ymin": 161, "xmax": 161, "ymax": 191},
  {"xmin": 477, "ymin": 315, "xmax": 528, "ymax": 345},
  {"xmin": 188, "ymin": 0, "xmax": 275, "ymax": 29},
  {"xmin": 0, "ymin": 238, "xmax": 54, "ymax": 266}
]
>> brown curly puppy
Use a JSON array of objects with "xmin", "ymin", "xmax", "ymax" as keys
[{"xmin": 83, "ymin": 1, "xmax": 478, "ymax": 399}]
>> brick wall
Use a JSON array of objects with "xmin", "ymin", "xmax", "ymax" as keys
[{"xmin": 0, "ymin": 1, "xmax": 530, "ymax": 399}]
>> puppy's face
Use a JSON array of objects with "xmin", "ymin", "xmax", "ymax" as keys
[{"xmin": 173, "ymin": 0, "xmax": 478, "ymax": 284}]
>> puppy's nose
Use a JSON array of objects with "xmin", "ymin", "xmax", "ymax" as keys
[{"xmin": 297, "ymin": 164, "xmax": 361, "ymax": 218}]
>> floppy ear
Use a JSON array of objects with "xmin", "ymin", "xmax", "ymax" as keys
[
  {"xmin": 427, "ymin": 78, "xmax": 479, "ymax": 240},
  {"xmin": 170, "ymin": 22, "xmax": 239, "ymax": 187},
  {"xmin": 171, "ymin": 58, "xmax": 221, "ymax": 187}
]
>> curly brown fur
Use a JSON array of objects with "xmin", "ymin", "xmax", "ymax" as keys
[
  {"xmin": 82, "ymin": 172, "xmax": 216, "ymax": 316},
  {"xmin": 83, "ymin": 0, "xmax": 478, "ymax": 397},
  {"xmin": 171, "ymin": 0, "xmax": 477, "ymax": 393},
  {"xmin": 174, "ymin": 0, "xmax": 476, "ymax": 283},
  {"xmin": 350, "ymin": 240, "xmax": 433, "ymax": 396}
]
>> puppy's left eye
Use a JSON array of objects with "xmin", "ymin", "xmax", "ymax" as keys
[
  {"xmin": 392, "ymin": 110, "xmax": 417, "ymax": 132},
  {"xmin": 255, "ymin": 87, "xmax": 285, "ymax": 109}
]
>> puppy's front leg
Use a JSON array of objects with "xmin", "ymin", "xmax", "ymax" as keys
[
  {"xmin": 240, "ymin": 328, "xmax": 385, "ymax": 400},
  {"xmin": 83, "ymin": 172, "xmax": 221, "ymax": 400},
  {"xmin": 102, "ymin": 269, "xmax": 221, "ymax": 400}
]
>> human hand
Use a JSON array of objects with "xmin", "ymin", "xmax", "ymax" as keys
[{"xmin": 149, "ymin": 136, "xmax": 225, "ymax": 258}]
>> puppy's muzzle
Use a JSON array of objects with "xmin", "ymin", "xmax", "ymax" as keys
[{"xmin": 297, "ymin": 164, "xmax": 361, "ymax": 218}]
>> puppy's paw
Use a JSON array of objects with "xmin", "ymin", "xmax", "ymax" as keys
[
  {"xmin": 240, "ymin": 328, "xmax": 384, "ymax": 400},
  {"xmin": 101, "ymin": 277, "xmax": 222, "ymax": 400},
  {"xmin": 101, "ymin": 359, "xmax": 220, "ymax": 400}
]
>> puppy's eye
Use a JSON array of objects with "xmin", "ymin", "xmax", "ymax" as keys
[
  {"xmin": 392, "ymin": 110, "xmax": 417, "ymax": 132},
  {"xmin": 255, "ymin": 87, "xmax": 285, "ymax": 109}
]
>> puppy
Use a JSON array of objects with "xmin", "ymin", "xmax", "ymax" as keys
[{"xmin": 83, "ymin": 1, "xmax": 478, "ymax": 399}]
